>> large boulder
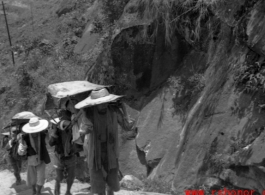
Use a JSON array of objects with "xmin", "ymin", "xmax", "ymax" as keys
[{"xmin": 219, "ymin": 167, "xmax": 265, "ymax": 193}]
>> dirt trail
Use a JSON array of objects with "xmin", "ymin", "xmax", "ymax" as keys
[
  {"xmin": 0, "ymin": 169, "xmax": 89, "ymax": 195},
  {"xmin": 0, "ymin": 169, "xmax": 168, "ymax": 195}
]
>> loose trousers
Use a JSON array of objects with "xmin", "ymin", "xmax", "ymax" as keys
[{"xmin": 27, "ymin": 162, "xmax": 46, "ymax": 186}]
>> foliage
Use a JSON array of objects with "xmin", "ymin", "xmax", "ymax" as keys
[
  {"xmin": 15, "ymin": 36, "xmax": 54, "ymax": 58},
  {"xmin": 234, "ymin": 58, "xmax": 265, "ymax": 93},
  {"xmin": 133, "ymin": 0, "xmax": 221, "ymax": 45},
  {"xmin": 91, "ymin": 19, "xmax": 104, "ymax": 34},
  {"xmin": 188, "ymin": 73, "xmax": 206, "ymax": 93},
  {"xmin": 101, "ymin": 0, "xmax": 131, "ymax": 23},
  {"xmin": 56, "ymin": 12, "xmax": 86, "ymax": 37},
  {"xmin": 168, "ymin": 76, "xmax": 184, "ymax": 95}
]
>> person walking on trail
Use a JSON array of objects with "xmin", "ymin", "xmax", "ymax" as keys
[
  {"xmin": 62, "ymin": 99, "xmax": 91, "ymax": 180},
  {"xmin": 4, "ymin": 126, "xmax": 23, "ymax": 185},
  {"xmin": 75, "ymin": 88, "xmax": 135, "ymax": 195},
  {"xmin": 48, "ymin": 110, "xmax": 77, "ymax": 195},
  {"xmin": 18, "ymin": 117, "xmax": 51, "ymax": 195}
]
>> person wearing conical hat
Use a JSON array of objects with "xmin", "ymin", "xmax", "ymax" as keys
[
  {"xmin": 75, "ymin": 88, "xmax": 135, "ymax": 195},
  {"xmin": 61, "ymin": 99, "xmax": 91, "ymax": 181},
  {"xmin": 18, "ymin": 117, "xmax": 51, "ymax": 195}
]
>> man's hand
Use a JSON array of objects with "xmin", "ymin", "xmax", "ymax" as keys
[
  {"xmin": 123, "ymin": 117, "xmax": 136, "ymax": 132},
  {"xmin": 18, "ymin": 143, "xmax": 27, "ymax": 152},
  {"xmin": 17, "ymin": 142, "xmax": 27, "ymax": 156},
  {"xmin": 51, "ymin": 132, "xmax": 58, "ymax": 138},
  {"xmin": 8, "ymin": 140, "xmax": 13, "ymax": 148}
]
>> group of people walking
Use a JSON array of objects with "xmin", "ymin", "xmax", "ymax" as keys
[{"xmin": 2, "ymin": 87, "xmax": 134, "ymax": 195}]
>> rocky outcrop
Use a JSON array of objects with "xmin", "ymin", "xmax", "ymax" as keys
[{"xmin": 74, "ymin": 0, "xmax": 265, "ymax": 194}]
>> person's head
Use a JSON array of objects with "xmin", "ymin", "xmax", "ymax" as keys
[
  {"xmin": 10, "ymin": 126, "xmax": 18, "ymax": 139},
  {"xmin": 75, "ymin": 88, "xmax": 123, "ymax": 111},
  {"xmin": 96, "ymin": 103, "xmax": 108, "ymax": 113}
]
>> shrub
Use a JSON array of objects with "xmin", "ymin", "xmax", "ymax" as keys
[
  {"xmin": 101, "ymin": 0, "xmax": 131, "ymax": 23},
  {"xmin": 234, "ymin": 58, "xmax": 265, "ymax": 93},
  {"xmin": 134, "ymin": 0, "xmax": 218, "ymax": 45}
]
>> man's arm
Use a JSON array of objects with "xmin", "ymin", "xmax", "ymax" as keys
[
  {"xmin": 48, "ymin": 130, "xmax": 59, "ymax": 146},
  {"xmin": 18, "ymin": 142, "xmax": 27, "ymax": 156},
  {"xmin": 116, "ymin": 102, "xmax": 135, "ymax": 132},
  {"xmin": 79, "ymin": 112, "xmax": 93, "ymax": 135},
  {"xmin": 5, "ymin": 138, "xmax": 14, "ymax": 151}
]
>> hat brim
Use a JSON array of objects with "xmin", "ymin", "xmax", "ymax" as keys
[
  {"xmin": 12, "ymin": 111, "xmax": 36, "ymax": 120},
  {"xmin": 2, "ymin": 122, "xmax": 14, "ymax": 130},
  {"xmin": 50, "ymin": 118, "xmax": 60, "ymax": 124},
  {"xmin": 1, "ymin": 132, "xmax": 10, "ymax": 136},
  {"xmin": 22, "ymin": 120, "xmax": 49, "ymax": 134},
  {"xmin": 75, "ymin": 94, "xmax": 123, "ymax": 109}
]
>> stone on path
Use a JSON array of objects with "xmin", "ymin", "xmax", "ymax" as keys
[{"xmin": 120, "ymin": 175, "xmax": 144, "ymax": 190}]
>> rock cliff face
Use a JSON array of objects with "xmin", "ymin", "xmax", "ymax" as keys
[{"xmin": 75, "ymin": 0, "xmax": 265, "ymax": 194}]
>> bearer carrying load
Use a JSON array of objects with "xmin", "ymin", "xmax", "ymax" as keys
[
  {"xmin": 44, "ymin": 80, "xmax": 107, "ymax": 195},
  {"xmin": 2, "ymin": 111, "xmax": 37, "ymax": 186}
]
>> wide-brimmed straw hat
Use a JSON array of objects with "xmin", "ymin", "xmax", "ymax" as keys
[
  {"xmin": 22, "ymin": 117, "xmax": 49, "ymax": 134},
  {"xmin": 75, "ymin": 88, "xmax": 123, "ymax": 109}
]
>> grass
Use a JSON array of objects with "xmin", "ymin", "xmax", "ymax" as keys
[
  {"xmin": 131, "ymin": 0, "xmax": 224, "ymax": 45},
  {"xmin": 0, "ymin": 0, "xmax": 91, "ymax": 129}
]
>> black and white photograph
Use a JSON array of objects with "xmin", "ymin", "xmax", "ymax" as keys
[{"xmin": 0, "ymin": 0, "xmax": 264, "ymax": 195}]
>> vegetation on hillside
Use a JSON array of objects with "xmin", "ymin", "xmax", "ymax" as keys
[
  {"xmin": 0, "ymin": 0, "xmax": 90, "ymax": 127},
  {"xmin": 130, "ymin": 0, "xmax": 222, "ymax": 46},
  {"xmin": 234, "ymin": 50, "xmax": 265, "ymax": 93}
]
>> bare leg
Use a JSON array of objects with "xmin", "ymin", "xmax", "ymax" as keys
[
  {"xmin": 32, "ymin": 184, "xmax": 36, "ymax": 195},
  {"xmin": 55, "ymin": 168, "xmax": 63, "ymax": 195},
  {"xmin": 36, "ymin": 185, "xmax": 42, "ymax": 195},
  {"xmin": 106, "ymin": 186, "xmax": 114, "ymax": 195},
  {"xmin": 65, "ymin": 166, "xmax": 75, "ymax": 195}
]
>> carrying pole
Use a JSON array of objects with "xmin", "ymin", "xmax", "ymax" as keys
[{"xmin": 2, "ymin": 1, "xmax": 15, "ymax": 66}]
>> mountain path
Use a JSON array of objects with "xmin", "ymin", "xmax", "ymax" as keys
[{"xmin": 0, "ymin": 169, "xmax": 167, "ymax": 195}]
